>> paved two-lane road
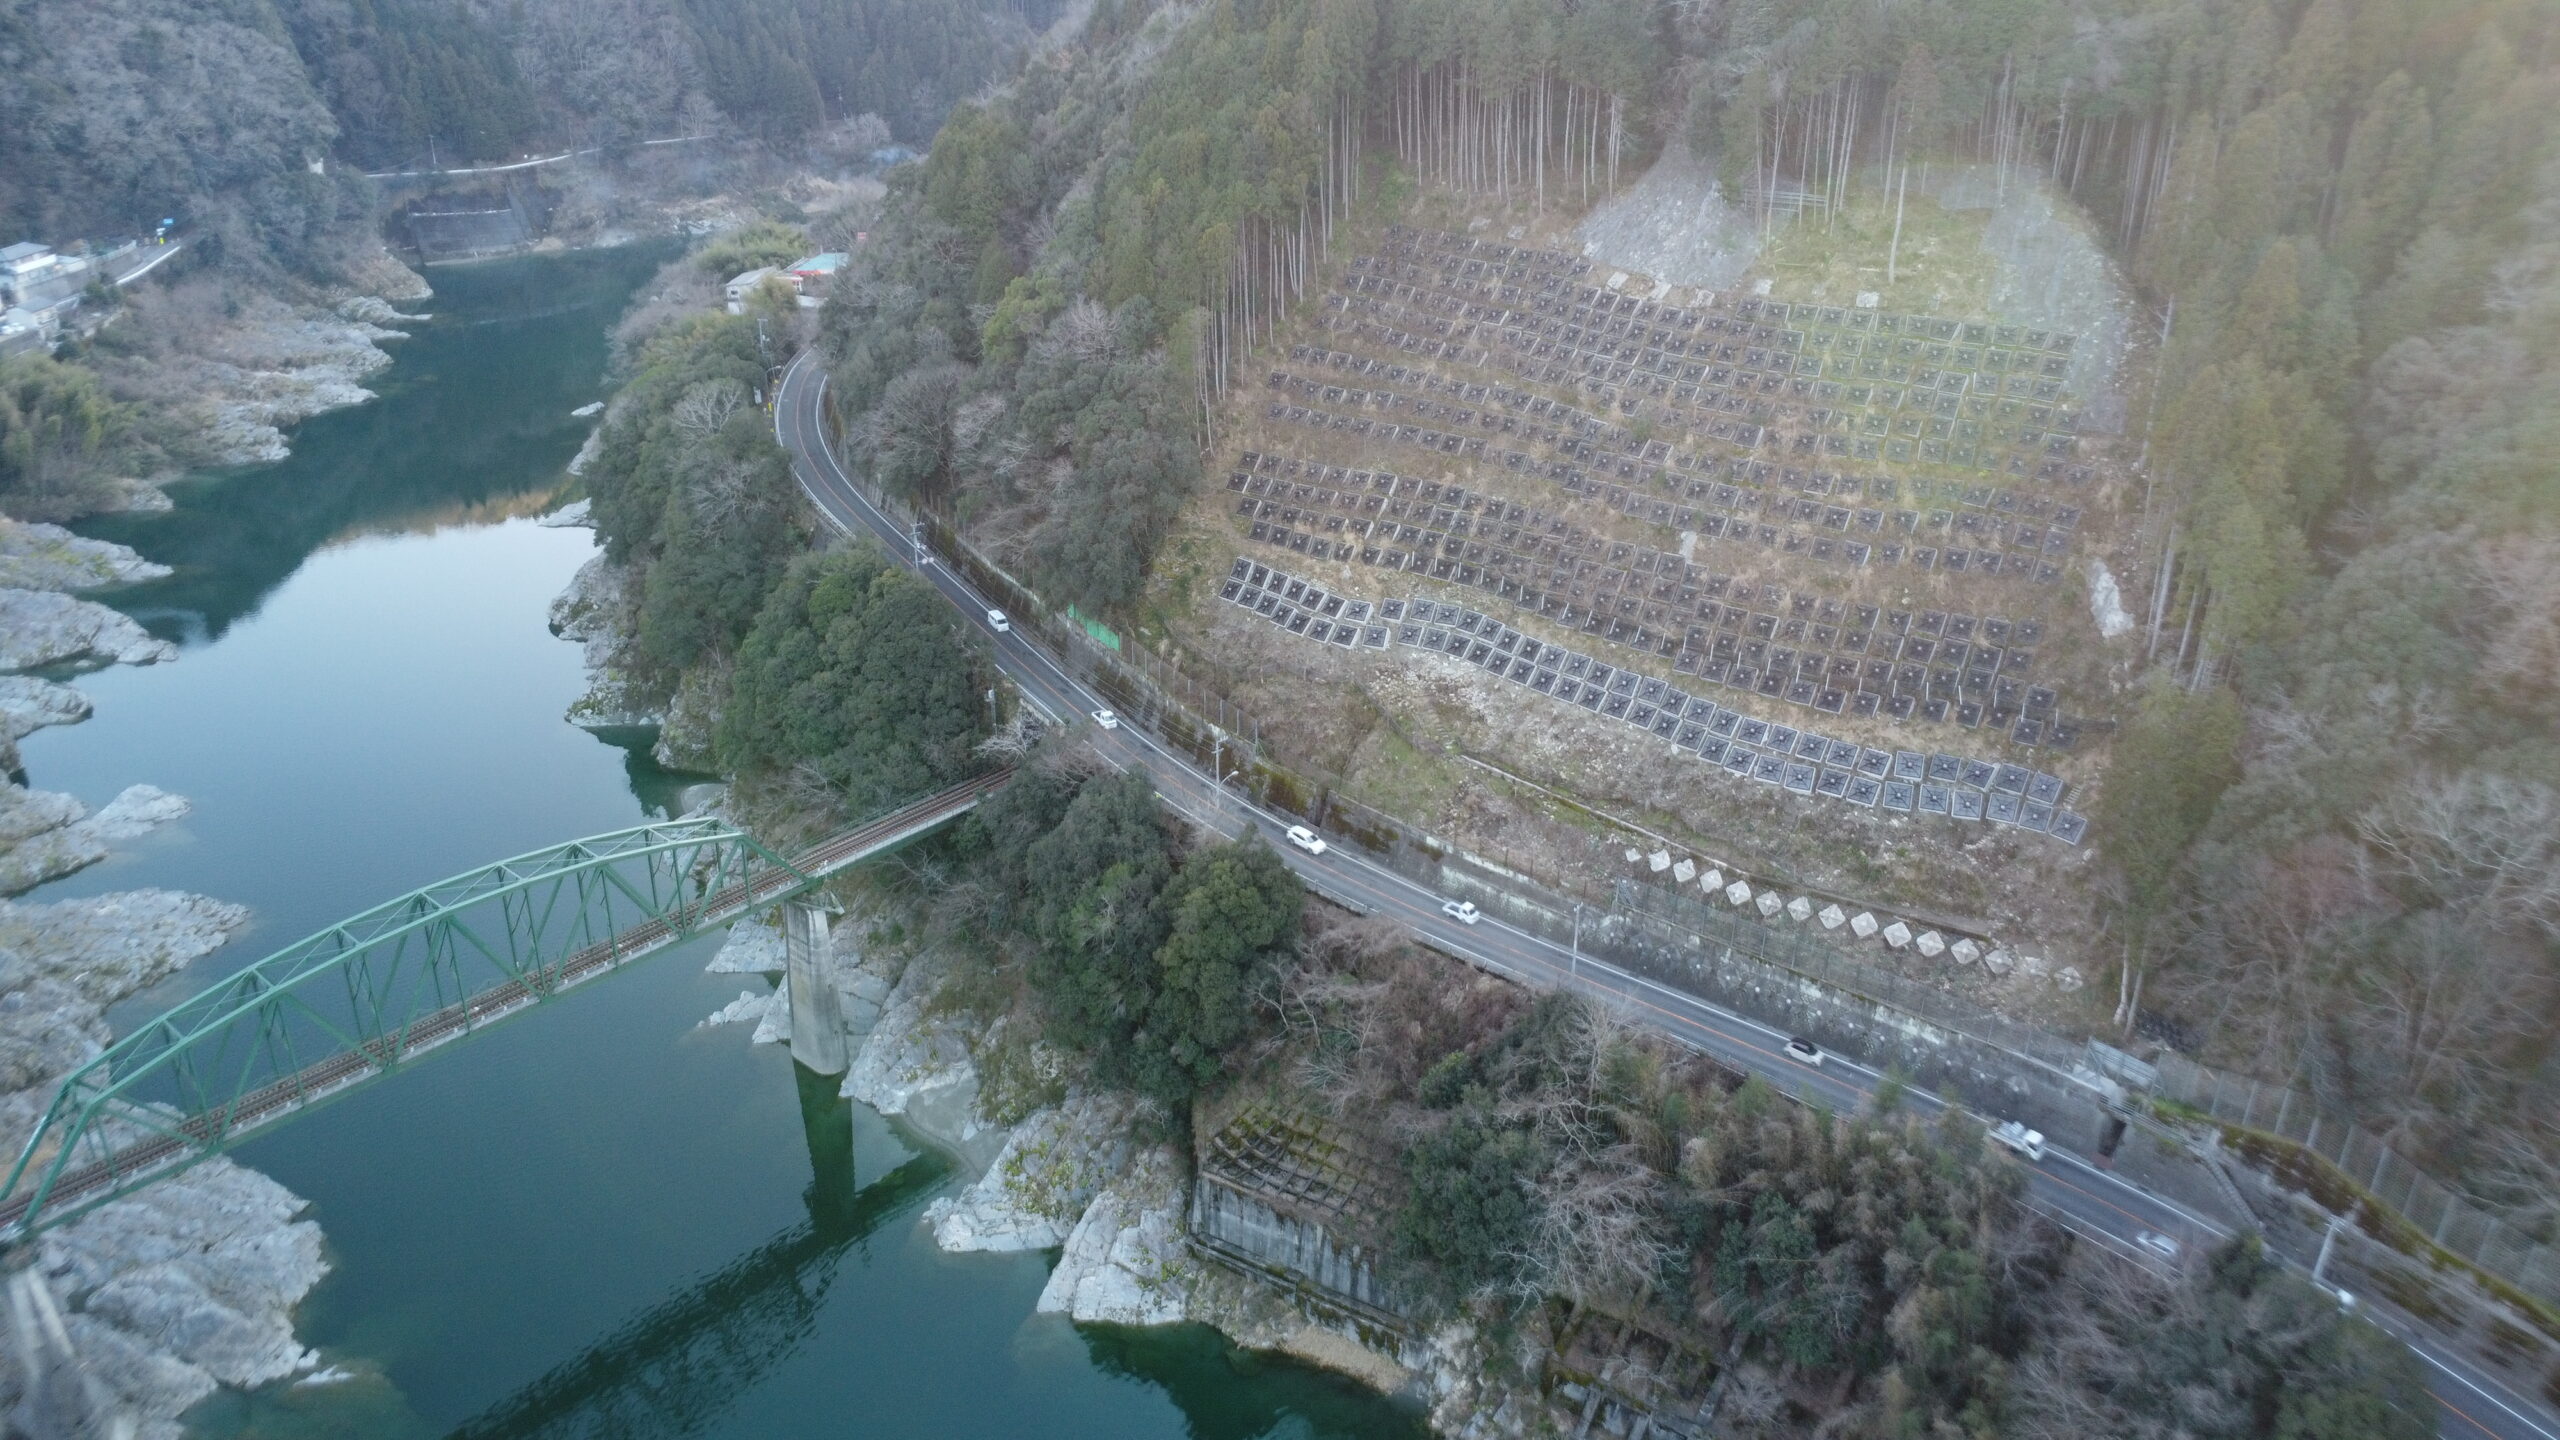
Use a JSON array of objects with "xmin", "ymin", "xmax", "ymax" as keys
[{"xmin": 774, "ymin": 349, "xmax": 2554, "ymax": 1440}]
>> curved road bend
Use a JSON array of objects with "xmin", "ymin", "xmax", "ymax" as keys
[{"xmin": 776, "ymin": 350, "xmax": 2554, "ymax": 1440}]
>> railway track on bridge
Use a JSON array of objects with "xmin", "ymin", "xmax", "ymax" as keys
[{"xmin": 0, "ymin": 769, "xmax": 1012, "ymax": 1240}]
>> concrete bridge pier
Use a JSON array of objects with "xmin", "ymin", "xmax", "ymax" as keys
[
  {"xmin": 5, "ymin": 1255, "xmax": 133, "ymax": 1440},
  {"xmin": 783, "ymin": 898, "xmax": 847, "ymax": 1076}
]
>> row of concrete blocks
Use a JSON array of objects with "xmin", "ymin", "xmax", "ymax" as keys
[{"xmin": 1630, "ymin": 846, "xmax": 2082, "ymax": 990}]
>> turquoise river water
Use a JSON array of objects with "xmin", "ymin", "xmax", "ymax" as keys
[{"xmin": 45, "ymin": 247, "xmax": 1427, "ymax": 1440}]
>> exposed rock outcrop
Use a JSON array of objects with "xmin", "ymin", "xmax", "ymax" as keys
[
  {"xmin": 1033, "ymin": 1146, "xmax": 1196, "ymax": 1325},
  {"xmin": 705, "ymin": 920, "xmax": 786, "ymax": 974},
  {"xmin": 652, "ymin": 660, "xmax": 726, "ymax": 770},
  {"xmin": 698, "ymin": 989, "xmax": 775, "ymax": 1029},
  {"xmin": 0, "ymin": 522, "xmax": 171, "ymax": 593},
  {"xmin": 0, "ymin": 888, "xmax": 327, "ymax": 1440},
  {"xmin": 0, "ymin": 783, "xmax": 191, "ymax": 896},
  {"xmin": 539, "ymin": 498, "xmax": 593, "ymax": 529},
  {"xmin": 0, "ymin": 676, "xmax": 94, "ymax": 741},
  {"xmin": 0, "ymin": 589, "xmax": 176, "ymax": 670},
  {"xmin": 928, "ymin": 1092, "xmax": 1138, "ymax": 1253},
  {"xmin": 39, "ymin": 1162, "xmax": 328, "ymax": 1440},
  {"xmin": 2086, "ymin": 558, "xmax": 2137, "ymax": 640},
  {"xmin": 549, "ymin": 555, "xmax": 659, "ymax": 728},
  {"xmin": 840, "ymin": 955, "xmax": 985, "ymax": 1143},
  {"xmin": 193, "ymin": 309, "xmax": 403, "ymax": 468},
  {"xmin": 0, "ymin": 888, "xmax": 247, "ymax": 1009}
]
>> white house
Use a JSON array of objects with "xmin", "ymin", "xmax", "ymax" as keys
[{"xmin": 724, "ymin": 266, "xmax": 779, "ymax": 313}]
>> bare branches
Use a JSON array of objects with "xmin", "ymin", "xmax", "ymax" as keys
[
  {"xmin": 1514, "ymin": 1142, "xmax": 1673, "ymax": 1305},
  {"xmin": 2358, "ymin": 769, "xmax": 2560, "ymax": 940},
  {"xmin": 669, "ymin": 377, "xmax": 748, "ymax": 440},
  {"xmin": 974, "ymin": 707, "xmax": 1046, "ymax": 762}
]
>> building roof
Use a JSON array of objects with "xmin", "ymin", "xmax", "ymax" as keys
[
  {"xmin": 787, "ymin": 253, "xmax": 848, "ymax": 275},
  {"xmin": 724, "ymin": 266, "xmax": 777, "ymax": 292},
  {"xmin": 1, "ymin": 242, "xmax": 51, "ymax": 266}
]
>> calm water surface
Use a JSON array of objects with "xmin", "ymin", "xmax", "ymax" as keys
[{"xmin": 45, "ymin": 249, "xmax": 1425, "ymax": 1440}]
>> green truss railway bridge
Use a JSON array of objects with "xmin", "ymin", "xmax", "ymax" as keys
[{"xmin": 0, "ymin": 767, "xmax": 1011, "ymax": 1252}]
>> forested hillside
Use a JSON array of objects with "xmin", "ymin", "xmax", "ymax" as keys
[
  {"xmin": 0, "ymin": 0, "xmax": 371, "ymax": 271},
  {"xmin": 275, "ymin": 0, "xmax": 1059, "ymax": 164},
  {"xmin": 0, "ymin": 0, "xmax": 1055, "ymax": 274},
  {"xmin": 817, "ymin": 0, "xmax": 2558, "ymax": 1215}
]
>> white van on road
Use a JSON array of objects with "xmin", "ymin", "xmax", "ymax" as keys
[{"xmin": 1989, "ymin": 1120, "xmax": 2046, "ymax": 1162}]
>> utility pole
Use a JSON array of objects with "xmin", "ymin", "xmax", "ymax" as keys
[{"xmin": 2311, "ymin": 1213, "xmax": 2346, "ymax": 1290}]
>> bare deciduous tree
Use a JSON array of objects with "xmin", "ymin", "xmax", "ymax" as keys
[
  {"xmin": 670, "ymin": 377, "xmax": 748, "ymax": 440},
  {"xmin": 2358, "ymin": 769, "xmax": 2560, "ymax": 939},
  {"xmin": 974, "ymin": 707, "xmax": 1046, "ymax": 761}
]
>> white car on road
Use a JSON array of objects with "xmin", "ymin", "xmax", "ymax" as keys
[
  {"xmin": 1091, "ymin": 709, "xmax": 1119, "ymax": 730},
  {"xmin": 1285, "ymin": 825, "xmax": 1326, "ymax": 855},
  {"xmin": 1783, "ymin": 1037, "xmax": 1825, "ymax": 1066},
  {"xmin": 2136, "ymin": 1230, "xmax": 2181, "ymax": 1260},
  {"xmin": 1441, "ymin": 900, "xmax": 1480, "ymax": 925},
  {"xmin": 986, "ymin": 608, "xmax": 1010, "ymax": 633},
  {"xmin": 1989, "ymin": 1120, "xmax": 2047, "ymax": 1162}
]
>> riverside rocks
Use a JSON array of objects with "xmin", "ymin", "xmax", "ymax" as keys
[
  {"xmin": 758, "ymin": 935, "xmax": 1444, "ymax": 1412},
  {"xmin": 928, "ymin": 1092, "xmax": 1139, "ymax": 1253},
  {"xmin": 698, "ymin": 989, "xmax": 774, "ymax": 1029},
  {"xmin": 0, "ymin": 888, "xmax": 247, "ymax": 1008},
  {"xmin": 190, "ymin": 302, "xmax": 405, "ymax": 468},
  {"xmin": 0, "ymin": 888, "xmax": 332, "ymax": 1440},
  {"xmin": 1034, "ymin": 1147, "xmax": 1194, "ymax": 1325},
  {"xmin": 840, "ymin": 955, "xmax": 988, "ymax": 1150},
  {"xmin": 0, "ymin": 676, "xmax": 93, "ymax": 741},
  {"xmin": 0, "ymin": 784, "xmax": 192, "ymax": 896},
  {"xmin": 652, "ymin": 662, "xmax": 726, "ymax": 769},
  {"xmin": 539, "ymin": 497, "xmax": 594, "ymax": 528},
  {"xmin": 550, "ymin": 555, "xmax": 661, "ymax": 729},
  {"xmin": 35, "ymin": 1163, "xmax": 328, "ymax": 1440},
  {"xmin": 0, "ymin": 522, "xmax": 170, "ymax": 593},
  {"xmin": 0, "ymin": 590, "xmax": 176, "ymax": 671}
]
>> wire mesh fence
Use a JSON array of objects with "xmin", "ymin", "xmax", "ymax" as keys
[{"xmin": 2152, "ymin": 1053, "xmax": 2560, "ymax": 1305}]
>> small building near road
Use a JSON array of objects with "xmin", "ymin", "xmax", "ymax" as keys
[
  {"xmin": 2, "ymin": 242, "xmax": 61, "ymax": 305},
  {"xmin": 0, "ymin": 307, "xmax": 43, "ymax": 359},
  {"xmin": 785, "ymin": 253, "xmax": 847, "ymax": 308},
  {"xmin": 1, "ymin": 242, "xmax": 92, "ymax": 315},
  {"xmin": 724, "ymin": 266, "xmax": 779, "ymax": 313}
]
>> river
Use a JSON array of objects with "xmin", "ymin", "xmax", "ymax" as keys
[{"xmin": 48, "ymin": 247, "xmax": 1426, "ymax": 1440}]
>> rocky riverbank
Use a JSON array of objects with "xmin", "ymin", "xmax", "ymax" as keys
[
  {"xmin": 689, "ymin": 911, "xmax": 1538, "ymax": 1429},
  {"xmin": 0, "ymin": 512, "xmax": 331, "ymax": 1438},
  {"xmin": 0, "ymin": 890, "xmax": 330, "ymax": 1440},
  {"xmin": 91, "ymin": 246, "xmax": 433, "ymax": 483},
  {"xmin": 549, "ymin": 553, "xmax": 663, "ymax": 731}
]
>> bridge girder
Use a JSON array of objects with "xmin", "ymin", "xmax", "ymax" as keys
[
  {"xmin": 0, "ymin": 818, "xmax": 813, "ymax": 1243},
  {"xmin": 0, "ymin": 768, "xmax": 1010, "ymax": 1244}
]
